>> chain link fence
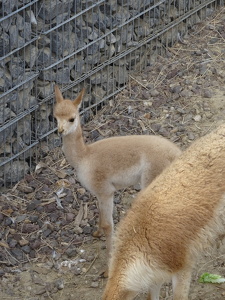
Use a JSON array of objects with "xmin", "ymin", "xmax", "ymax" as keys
[{"xmin": 0, "ymin": 0, "xmax": 224, "ymax": 187}]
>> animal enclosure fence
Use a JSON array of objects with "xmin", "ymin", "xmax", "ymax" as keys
[{"xmin": 0, "ymin": 0, "xmax": 224, "ymax": 187}]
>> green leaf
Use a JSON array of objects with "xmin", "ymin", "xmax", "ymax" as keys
[{"xmin": 199, "ymin": 273, "xmax": 225, "ymax": 284}]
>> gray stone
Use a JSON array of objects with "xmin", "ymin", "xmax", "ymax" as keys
[
  {"xmin": 37, "ymin": 119, "xmax": 51, "ymax": 137},
  {"xmin": 65, "ymin": 247, "xmax": 77, "ymax": 258},
  {"xmin": 36, "ymin": 81, "xmax": 54, "ymax": 98},
  {"xmin": 29, "ymin": 215, "xmax": 39, "ymax": 223},
  {"xmin": 188, "ymin": 132, "xmax": 195, "ymax": 140},
  {"xmin": 102, "ymin": 77, "xmax": 116, "ymax": 94},
  {"xmin": 18, "ymin": 89, "xmax": 37, "ymax": 110},
  {"xmin": 26, "ymin": 10, "xmax": 38, "ymax": 26},
  {"xmin": 85, "ymin": 53, "xmax": 101, "ymax": 65},
  {"xmin": 135, "ymin": 19, "xmax": 152, "ymax": 37},
  {"xmin": 9, "ymin": 25, "xmax": 25, "ymax": 51},
  {"xmin": 83, "ymin": 225, "xmax": 92, "ymax": 234},
  {"xmin": 99, "ymin": 0, "xmax": 117, "ymax": 15},
  {"xmin": 37, "ymin": 47, "xmax": 56, "ymax": 67},
  {"xmin": 99, "ymin": 38, "xmax": 106, "ymax": 49},
  {"xmin": 34, "ymin": 286, "xmax": 46, "ymax": 296},
  {"xmin": 0, "ymin": 69, "xmax": 12, "ymax": 92},
  {"xmin": 51, "ymin": 30, "xmax": 78, "ymax": 56},
  {"xmin": 12, "ymin": 137, "xmax": 27, "ymax": 156},
  {"xmin": 0, "ymin": 160, "xmax": 30, "ymax": 183},
  {"xmin": 70, "ymin": 70, "xmax": 82, "ymax": 81},
  {"xmin": 115, "ymin": 6, "xmax": 130, "ymax": 23},
  {"xmin": 17, "ymin": 115, "xmax": 32, "ymax": 144},
  {"xmin": 4, "ymin": 217, "xmax": 12, "ymax": 226},
  {"xmin": 13, "ymin": 71, "xmax": 36, "ymax": 91},
  {"xmin": 9, "ymin": 239, "xmax": 18, "ymax": 248},
  {"xmin": 43, "ymin": 228, "xmax": 52, "ymax": 238},
  {"xmin": 54, "ymin": 279, "xmax": 64, "ymax": 290},
  {"xmin": 108, "ymin": 44, "xmax": 116, "ymax": 58},
  {"xmin": 0, "ymin": 121, "xmax": 17, "ymax": 144},
  {"xmin": 38, "ymin": 0, "xmax": 74, "ymax": 21},
  {"xmin": 92, "ymin": 86, "xmax": 106, "ymax": 103},
  {"xmin": 24, "ymin": 45, "xmax": 38, "ymax": 68},
  {"xmin": 56, "ymin": 68, "xmax": 71, "ymax": 84},
  {"xmin": 106, "ymin": 32, "xmax": 117, "ymax": 44},
  {"xmin": 88, "ymin": 30, "xmax": 99, "ymax": 41},
  {"xmin": 21, "ymin": 245, "xmax": 31, "ymax": 254},
  {"xmin": 203, "ymin": 89, "xmax": 213, "ymax": 98},
  {"xmin": 77, "ymin": 26, "xmax": 92, "ymax": 39},
  {"xmin": 89, "ymin": 69, "xmax": 112, "ymax": 85},
  {"xmin": 10, "ymin": 248, "xmax": 24, "ymax": 261},
  {"xmin": 0, "ymin": 0, "xmax": 17, "ymax": 15},
  {"xmin": 199, "ymin": 64, "xmax": 208, "ymax": 75},
  {"xmin": 53, "ymin": 12, "xmax": 70, "ymax": 26},
  {"xmin": 62, "ymin": 56, "xmax": 85, "ymax": 72},
  {"xmin": 118, "ymin": 0, "xmax": 154, "ymax": 10},
  {"xmin": 0, "ymin": 104, "xmax": 15, "ymax": 124},
  {"xmin": 193, "ymin": 115, "xmax": 202, "ymax": 122},
  {"xmin": 120, "ymin": 26, "xmax": 134, "ymax": 44},
  {"xmin": 16, "ymin": 14, "xmax": 25, "ymax": 31},
  {"xmin": 27, "ymin": 200, "xmax": 41, "ymax": 211},
  {"xmin": 38, "ymin": 103, "xmax": 52, "ymax": 120},
  {"xmin": 9, "ymin": 59, "xmax": 24, "ymax": 80},
  {"xmin": 9, "ymin": 83, "xmax": 35, "ymax": 113},
  {"xmin": 114, "ymin": 66, "xmax": 129, "ymax": 85},
  {"xmin": 71, "ymin": 0, "xmax": 82, "ymax": 13},
  {"xmin": 150, "ymin": 89, "xmax": 160, "ymax": 97},
  {"xmin": 171, "ymin": 84, "xmax": 183, "ymax": 94},
  {"xmin": 84, "ymin": 11, "xmax": 100, "ymax": 27},
  {"xmin": 84, "ymin": 42, "xmax": 100, "ymax": 56},
  {"xmin": 90, "ymin": 281, "xmax": 99, "ymax": 288},
  {"xmin": 180, "ymin": 89, "xmax": 193, "ymax": 98},
  {"xmin": 1, "ymin": 17, "xmax": 13, "ymax": 32},
  {"xmin": 115, "ymin": 41, "xmax": 123, "ymax": 53}
]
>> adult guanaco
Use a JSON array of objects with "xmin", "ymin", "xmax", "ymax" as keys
[{"xmin": 103, "ymin": 124, "xmax": 225, "ymax": 300}]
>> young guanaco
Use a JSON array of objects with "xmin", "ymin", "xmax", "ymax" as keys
[
  {"xmin": 53, "ymin": 85, "xmax": 181, "ymax": 274},
  {"xmin": 103, "ymin": 123, "xmax": 225, "ymax": 300}
]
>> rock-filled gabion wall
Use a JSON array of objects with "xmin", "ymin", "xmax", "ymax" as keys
[{"xmin": 0, "ymin": 0, "xmax": 221, "ymax": 186}]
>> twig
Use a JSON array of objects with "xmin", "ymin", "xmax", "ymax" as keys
[{"xmin": 83, "ymin": 252, "xmax": 99, "ymax": 275}]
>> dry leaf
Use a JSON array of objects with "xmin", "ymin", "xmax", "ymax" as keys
[
  {"xmin": 35, "ymin": 162, "xmax": 46, "ymax": 174},
  {"xmin": 40, "ymin": 198, "xmax": 55, "ymax": 206},
  {"xmin": 55, "ymin": 170, "xmax": 67, "ymax": 179},
  {"xmin": 60, "ymin": 158, "xmax": 67, "ymax": 167},
  {"xmin": 0, "ymin": 240, "xmax": 10, "ymax": 249},
  {"xmin": 56, "ymin": 179, "xmax": 71, "ymax": 187},
  {"xmin": 1, "ymin": 208, "xmax": 13, "ymax": 216},
  {"xmin": 74, "ymin": 204, "xmax": 84, "ymax": 227}
]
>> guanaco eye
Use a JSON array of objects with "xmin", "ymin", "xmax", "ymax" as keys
[{"xmin": 69, "ymin": 118, "xmax": 75, "ymax": 123}]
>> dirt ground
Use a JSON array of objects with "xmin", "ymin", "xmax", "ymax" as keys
[{"xmin": 1, "ymin": 7, "xmax": 225, "ymax": 300}]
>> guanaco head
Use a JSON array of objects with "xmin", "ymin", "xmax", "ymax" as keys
[{"xmin": 54, "ymin": 85, "xmax": 85, "ymax": 136}]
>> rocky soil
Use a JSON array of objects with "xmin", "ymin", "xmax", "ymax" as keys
[{"xmin": 1, "ymin": 7, "xmax": 225, "ymax": 300}]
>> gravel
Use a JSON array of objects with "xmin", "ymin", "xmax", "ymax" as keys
[{"xmin": 1, "ymin": 7, "xmax": 225, "ymax": 300}]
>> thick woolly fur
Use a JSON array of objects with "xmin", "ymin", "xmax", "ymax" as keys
[
  {"xmin": 53, "ymin": 86, "xmax": 181, "ymax": 272},
  {"xmin": 102, "ymin": 124, "xmax": 225, "ymax": 300}
]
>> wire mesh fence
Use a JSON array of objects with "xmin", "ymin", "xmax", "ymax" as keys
[{"xmin": 0, "ymin": 0, "xmax": 224, "ymax": 187}]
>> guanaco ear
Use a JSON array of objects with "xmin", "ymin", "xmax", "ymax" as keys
[
  {"xmin": 73, "ymin": 88, "xmax": 85, "ymax": 108},
  {"xmin": 54, "ymin": 85, "xmax": 64, "ymax": 103}
]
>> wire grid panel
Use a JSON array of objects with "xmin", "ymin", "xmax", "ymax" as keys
[{"xmin": 0, "ymin": 0, "xmax": 224, "ymax": 187}]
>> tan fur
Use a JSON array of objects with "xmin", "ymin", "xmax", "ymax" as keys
[
  {"xmin": 102, "ymin": 124, "xmax": 225, "ymax": 300},
  {"xmin": 53, "ymin": 86, "xmax": 181, "ymax": 272}
]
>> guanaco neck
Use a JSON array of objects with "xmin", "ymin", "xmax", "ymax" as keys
[{"xmin": 62, "ymin": 120, "xmax": 88, "ymax": 169}]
